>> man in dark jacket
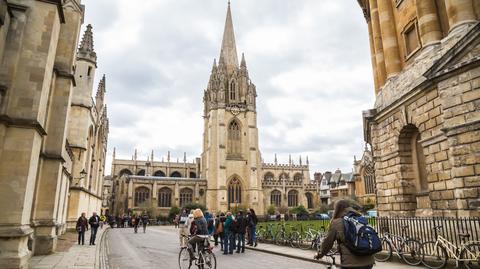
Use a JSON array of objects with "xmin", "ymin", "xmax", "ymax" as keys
[
  {"xmin": 141, "ymin": 213, "xmax": 149, "ymax": 233},
  {"xmin": 235, "ymin": 211, "xmax": 248, "ymax": 253},
  {"xmin": 88, "ymin": 212, "xmax": 100, "ymax": 245}
]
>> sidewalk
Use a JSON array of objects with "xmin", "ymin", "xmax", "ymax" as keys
[{"xmin": 29, "ymin": 227, "xmax": 109, "ymax": 269}]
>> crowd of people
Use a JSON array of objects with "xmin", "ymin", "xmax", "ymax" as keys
[{"xmin": 176, "ymin": 208, "xmax": 258, "ymax": 256}]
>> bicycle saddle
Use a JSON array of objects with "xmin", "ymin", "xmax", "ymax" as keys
[
  {"xmin": 433, "ymin": 225, "xmax": 443, "ymax": 230},
  {"xmin": 458, "ymin": 233, "xmax": 470, "ymax": 238}
]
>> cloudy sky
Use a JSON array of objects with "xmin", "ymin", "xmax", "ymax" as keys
[{"xmin": 82, "ymin": 0, "xmax": 375, "ymax": 176}]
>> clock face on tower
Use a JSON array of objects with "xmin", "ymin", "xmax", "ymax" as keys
[{"xmin": 230, "ymin": 105, "xmax": 240, "ymax": 116}]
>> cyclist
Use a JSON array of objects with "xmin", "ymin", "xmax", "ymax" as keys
[
  {"xmin": 187, "ymin": 209, "xmax": 209, "ymax": 263},
  {"xmin": 315, "ymin": 199, "xmax": 375, "ymax": 269}
]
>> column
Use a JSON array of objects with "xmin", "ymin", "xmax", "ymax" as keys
[
  {"xmin": 367, "ymin": 20, "xmax": 380, "ymax": 92},
  {"xmin": 127, "ymin": 179, "xmax": 133, "ymax": 208},
  {"xmin": 416, "ymin": 0, "xmax": 442, "ymax": 46},
  {"xmin": 377, "ymin": 0, "xmax": 402, "ymax": 78},
  {"xmin": 445, "ymin": 0, "xmax": 477, "ymax": 31},
  {"xmin": 152, "ymin": 181, "xmax": 157, "ymax": 208},
  {"xmin": 370, "ymin": 0, "xmax": 387, "ymax": 88}
]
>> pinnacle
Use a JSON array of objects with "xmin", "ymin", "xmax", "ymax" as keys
[
  {"xmin": 96, "ymin": 74, "xmax": 106, "ymax": 101},
  {"xmin": 78, "ymin": 24, "xmax": 97, "ymax": 62},
  {"xmin": 219, "ymin": 2, "xmax": 239, "ymax": 74},
  {"xmin": 241, "ymin": 53, "xmax": 246, "ymax": 67}
]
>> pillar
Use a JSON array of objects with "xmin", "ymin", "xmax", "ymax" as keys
[
  {"xmin": 377, "ymin": 0, "xmax": 402, "ymax": 78},
  {"xmin": 370, "ymin": 0, "xmax": 387, "ymax": 88},
  {"xmin": 367, "ymin": 20, "xmax": 380, "ymax": 92},
  {"xmin": 416, "ymin": 0, "xmax": 442, "ymax": 46},
  {"xmin": 445, "ymin": 0, "xmax": 477, "ymax": 31}
]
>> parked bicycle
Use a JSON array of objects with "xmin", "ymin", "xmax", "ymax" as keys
[
  {"xmin": 298, "ymin": 224, "xmax": 325, "ymax": 251},
  {"xmin": 257, "ymin": 223, "xmax": 275, "ymax": 243},
  {"xmin": 275, "ymin": 223, "xmax": 301, "ymax": 248},
  {"xmin": 179, "ymin": 235, "xmax": 216, "ymax": 269},
  {"xmin": 421, "ymin": 225, "xmax": 480, "ymax": 269},
  {"xmin": 374, "ymin": 225, "xmax": 422, "ymax": 265}
]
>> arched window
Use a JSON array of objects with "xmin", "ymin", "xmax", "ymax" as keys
[
  {"xmin": 279, "ymin": 173, "xmax": 289, "ymax": 181},
  {"xmin": 363, "ymin": 162, "xmax": 376, "ymax": 195},
  {"xmin": 154, "ymin": 170, "xmax": 166, "ymax": 177},
  {"xmin": 119, "ymin": 169, "xmax": 132, "ymax": 177},
  {"xmin": 264, "ymin": 172, "xmax": 274, "ymax": 181},
  {"xmin": 293, "ymin": 173, "xmax": 303, "ymax": 182},
  {"xmin": 134, "ymin": 187, "xmax": 150, "ymax": 207},
  {"xmin": 229, "ymin": 80, "xmax": 237, "ymax": 101},
  {"xmin": 189, "ymin": 172, "xmax": 197, "ymax": 178},
  {"xmin": 228, "ymin": 177, "xmax": 242, "ymax": 207},
  {"xmin": 228, "ymin": 120, "xmax": 241, "ymax": 155},
  {"xmin": 158, "ymin": 187, "xmax": 172, "ymax": 207},
  {"xmin": 179, "ymin": 188, "xmax": 193, "ymax": 207},
  {"xmin": 288, "ymin": 190, "xmax": 298, "ymax": 207},
  {"xmin": 137, "ymin": 169, "xmax": 145, "ymax": 176},
  {"xmin": 170, "ymin": 171, "xmax": 182, "ymax": 178},
  {"xmin": 306, "ymin": 192, "xmax": 313, "ymax": 209},
  {"xmin": 271, "ymin": 190, "xmax": 281, "ymax": 207}
]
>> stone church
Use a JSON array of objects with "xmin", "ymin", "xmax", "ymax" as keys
[
  {"xmin": 0, "ymin": 1, "xmax": 108, "ymax": 267},
  {"xmin": 110, "ymin": 3, "xmax": 321, "ymax": 217},
  {"xmin": 358, "ymin": 0, "xmax": 480, "ymax": 217}
]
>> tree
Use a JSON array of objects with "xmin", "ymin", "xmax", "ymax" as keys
[
  {"xmin": 168, "ymin": 206, "xmax": 180, "ymax": 221},
  {"xmin": 183, "ymin": 203, "xmax": 207, "ymax": 213},
  {"xmin": 290, "ymin": 205, "xmax": 308, "ymax": 215},
  {"xmin": 231, "ymin": 204, "xmax": 248, "ymax": 215},
  {"xmin": 267, "ymin": 205, "xmax": 276, "ymax": 215}
]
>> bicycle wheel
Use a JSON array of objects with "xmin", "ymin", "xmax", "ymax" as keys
[
  {"xmin": 421, "ymin": 241, "xmax": 448, "ymax": 269},
  {"xmin": 201, "ymin": 250, "xmax": 217, "ymax": 269},
  {"xmin": 178, "ymin": 248, "xmax": 192, "ymax": 269},
  {"xmin": 257, "ymin": 230, "xmax": 265, "ymax": 243},
  {"xmin": 460, "ymin": 242, "xmax": 480, "ymax": 269},
  {"xmin": 275, "ymin": 231, "xmax": 285, "ymax": 245},
  {"xmin": 374, "ymin": 237, "xmax": 392, "ymax": 262},
  {"xmin": 401, "ymin": 239, "xmax": 422, "ymax": 266},
  {"xmin": 298, "ymin": 233, "xmax": 313, "ymax": 250},
  {"xmin": 289, "ymin": 231, "xmax": 300, "ymax": 248}
]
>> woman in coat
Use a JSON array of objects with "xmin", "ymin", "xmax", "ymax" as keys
[{"xmin": 76, "ymin": 212, "xmax": 88, "ymax": 245}]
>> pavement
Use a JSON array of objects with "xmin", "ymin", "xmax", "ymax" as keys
[{"xmin": 29, "ymin": 226, "xmax": 108, "ymax": 269}]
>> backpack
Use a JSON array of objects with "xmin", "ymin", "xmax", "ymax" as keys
[
  {"xmin": 216, "ymin": 221, "xmax": 224, "ymax": 234},
  {"xmin": 342, "ymin": 212, "xmax": 381, "ymax": 256}
]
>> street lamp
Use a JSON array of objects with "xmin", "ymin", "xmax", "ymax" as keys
[{"xmin": 74, "ymin": 169, "xmax": 87, "ymax": 186}]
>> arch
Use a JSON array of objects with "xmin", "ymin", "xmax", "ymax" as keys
[
  {"xmin": 264, "ymin": 172, "xmax": 274, "ymax": 181},
  {"xmin": 228, "ymin": 176, "xmax": 242, "ymax": 208},
  {"xmin": 179, "ymin": 188, "xmax": 193, "ymax": 207},
  {"xmin": 229, "ymin": 79, "xmax": 238, "ymax": 101},
  {"xmin": 287, "ymin": 190, "xmax": 298, "ymax": 207},
  {"xmin": 228, "ymin": 119, "xmax": 241, "ymax": 155},
  {"xmin": 119, "ymin": 169, "xmax": 133, "ymax": 177},
  {"xmin": 137, "ymin": 169, "xmax": 146, "ymax": 176},
  {"xmin": 189, "ymin": 172, "xmax": 197, "ymax": 178},
  {"xmin": 398, "ymin": 124, "xmax": 428, "ymax": 192},
  {"xmin": 270, "ymin": 190, "xmax": 281, "ymax": 207},
  {"xmin": 305, "ymin": 192, "xmax": 313, "ymax": 209},
  {"xmin": 279, "ymin": 172, "xmax": 289, "ymax": 181},
  {"xmin": 134, "ymin": 187, "xmax": 150, "ymax": 207},
  {"xmin": 158, "ymin": 187, "xmax": 172, "ymax": 207},
  {"xmin": 153, "ymin": 170, "xmax": 166, "ymax": 177},
  {"xmin": 362, "ymin": 162, "xmax": 376, "ymax": 195},
  {"xmin": 293, "ymin": 173, "xmax": 303, "ymax": 182},
  {"xmin": 170, "ymin": 171, "xmax": 182, "ymax": 178}
]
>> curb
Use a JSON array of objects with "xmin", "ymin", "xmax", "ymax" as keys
[
  {"xmin": 244, "ymin": 245, "xmax": 331, "ymax": 266},
  {"xmin": 95, "ymin": 227, "xmax": 110, "ymax": 269}
]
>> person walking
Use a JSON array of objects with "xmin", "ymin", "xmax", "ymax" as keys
[
  {"xmin": 247, "ymin": 208, "xmax": 258, "ymax": 247},
  {"xmin": 214, "ymin": 213, "xmax": 225, "ymax": 251},
  {"xmin": 205, "ymin": 211, "xmax": 215, "ymax": 236},
  {"xmin": 76, "ymin": 213, "xmax": 88, "ymax": 245},
  {"xmin": 186, "ymin": 209, "xmax": 209, "ymax": 263},
  {"xmin": 88, "ymin": 212, "xmax": 100, "ymax": 245},
  {"xmin": 178, "ymin": 209, "xmax": 189, "ymax": 247},
  {"xmin": 315, "ymin": 199, "xmax": 375, "ymax": 269},
  {"xmin": 141, "ymin": 213, "xmax": 149, "ymax": 233},
  {"xmin": 235, "ymin": 211, "xmax": 248, "ymax": 253},
  {"xmin": 133, "ymin": 214, "xmax": 140, "ymax": 233},
  {"xmin": 223, "ymin": 212, "xmax": 234, "ymax": 255},
  {"xmin": 99, "ymin": 214, "xmax": 106, "ymax": 229},
  {"xmin": 174, "ymin": 214, "xmax": 180, "ymax": 228}
]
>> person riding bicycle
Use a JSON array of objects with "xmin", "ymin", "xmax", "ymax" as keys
[
  {"xmin": 315, "ymin": 199, "xmax": 375, "ymax": 269},
  {"xmin": 187, "ymin": 209, "xmax": 209, "ymax": 263}
]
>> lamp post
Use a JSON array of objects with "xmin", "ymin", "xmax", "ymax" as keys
[{"xmin": 74, "ymin": 169, "xmax": 87, "ymax": 186}]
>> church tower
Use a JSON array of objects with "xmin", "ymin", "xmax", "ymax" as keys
[{"xmin": 202, "ymin": 2, "xmax": 264, "ymax": 214}]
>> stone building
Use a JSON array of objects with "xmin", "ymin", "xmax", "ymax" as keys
[
  {"xmin": 357, "ymin": 0, "xmax": 480, "ymax": 217},
  {"xmin": 0, "ymin": 0, "xmax": 108, "ymax": 267},
  {"xmin": 109, "ymin": 3, "xmax": 322, "ymax": 217},
  {"xmin": 352, "ymin": 149, "xmax": 377, "ymax": 206}
]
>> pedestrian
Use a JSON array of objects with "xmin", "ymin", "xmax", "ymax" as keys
[
  {"xmin": 141, "ymin": 212, "xmax": 149, "ymax": 233},
  {"xmin": 230, "ymin": 214, "xmax": 238, "ymax": 252},
  {"xmin": 88, "ymin": 212, "xmax": 100, "ymax": 245},
  {"xmin": 178, "ymin": 209, "xmax": 189, "ymax": 247},
  {"xmin": 205, "ymin": 211, "xmax": 215, "ymax": 236},
  {"xmin": 214, "ymin": 212, "xmax": 225, "ymax": 251},
  {"xmin": 235, "ymin": 211, "xmax": 248, "ymax": 253},
  {"xmin": 99, "ymin": 214, "xmax": 106, "ymax": 229},
  {"xmin": 223, "ymin": 212, "xmax": 234, "ymax": 255},
  {"xmin": 247, "ymin": 208, "xmax": 258, "ymax": 247},
  {"xmin": 133, "ymin": 214, "xmax": 140, "ymax": 233},
  {"xmin": 76, "ymin": 212, "xmax": 88, "ymax": 245},
  {"xmin": 315, "ymin": 199, "xmax": 375, "ymax": 269},
  {"xmin": 186, "ymin": 209, "xmax": 209, "ymax": 264}
]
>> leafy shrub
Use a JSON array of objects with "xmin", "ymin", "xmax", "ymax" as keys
[
  {"xmin": 183, "ymin": 203, "xmax": 207, "ymax": 213},
  {"xmin": 267, "ymin": 205, "xmax": 276, "ymax": 215},
  {"xmin": 290, "ymin": 205, "xmax": 309, "ymax": 216},
  {"xmin": 168, "ymin": 206, "xmax": 180, "ymax": 221}
]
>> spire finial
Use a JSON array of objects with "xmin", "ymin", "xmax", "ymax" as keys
[
  {"xmin": 78, "ymin": 24, "xmax": 97, "ymax": 62},
  {"xmin": 112, "ymin": 147, "xmax": 116, "ymax": 159},
  {"xmin": 151, "ymin": 150, "xmax": 154, "ymax": 162},
  {"xmin": 274, "ymin": 153, "xmax": 278, "ymax": 164},
  {"xmin": 96, "ymin": 74, "xmax": 106, "ymax": 108},
  {"xmin": 241, "ymin": 53, "xmax": 246, "ymax": 68},
  {"xmin": 219, "ymin": 1, "xmax": 239, "ymax": 74}
]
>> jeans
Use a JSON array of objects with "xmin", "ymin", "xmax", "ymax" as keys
[
  {"xmin": 90, "ymin": 227, "xmax": 98, "ymax": 245},
  {"xmin": 78, "ymin": 231, "xmax": 85, "ymax": 245},
  {"xmin": 250, "ymin": 226, "xmax": 256, "ymax": 243},
  {"xmin": 223, "ymin": 232, "xmax": 235, "ymax": 254},
  {"xmin": 236, "ymin": 233, "xmax": 245, "ymax": 251}
]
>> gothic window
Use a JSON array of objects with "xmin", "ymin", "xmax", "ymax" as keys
[
  {"xmin": 119, "ymin": 169, "xmax": 132, "ymax": 177},
  {"xmin": 287, "ymin": 190, "xmax": 298, "ymax": 207},
  {"xmin": 170, "ymin": 171, "xmax": 182, "ymax": 178},
  {"xmin": 154, "ymin": 170, "xmax": 166, "ymax": 177},
  {"xmin": 363, "ymin": 162, "xmax": 376, "ymax": 195},
  {"xmin": 279, "ymin": 173, "xmax": 289, "ymax": 181},
  {"xmin": 306, "ymin": 192, "xmax": 313, "ymax": 209},
  {"xmin": 228, "ymin": 177, "xmax": 242, "ymax": 206},
  {"xmin": 137, "ymin": 169, "xmax": 146, "ymax": 176},
  {"xmin": 134, "ymin": 187, "xmax": 150, "ymax": 207},
  {"xmin": 179, "ymin": 188, "xmax": 193, "ymax": 207},
  {"xmin": 228, "ymin": 120, "xmax": 241, "ymax": 156},
  {"xmin": 271, "ymin": 190, "xmax": 281, "ymax": 207},
  {"xmin": 189, "ymin": 172, "xmax": 197, "ymax": 178},
  {"xmin": 158, "ymin": 187, "xmax": 172, "ymax": 207},
  {"xmin": 264, "ymin": 172, "xmax": 274, "ymax": 181},
  {"xmin": 229, "ymin": 80, "xmax": 237, "ymax": 101},
  {"xmin": 293, "ymin": 173, "xmax": 303, "ymax": 182}
]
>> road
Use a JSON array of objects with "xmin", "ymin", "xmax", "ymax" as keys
[{"xmin": 106, "ymin": 226, "xmax": 321, "ymax": 269}]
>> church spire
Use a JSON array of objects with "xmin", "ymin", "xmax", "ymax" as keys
[
  {"xmin": 95, "ymin": 74, "xmax": 106, "ymax": 111},
  {"xmin": 219, "ymin": 1, "xmax": 238, "ymax": 74},
  {"xmin": 77, "ymin": 24, "xmax": 97, "ymax": 63}
]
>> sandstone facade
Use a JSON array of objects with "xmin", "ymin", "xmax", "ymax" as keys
[
  {"xmin": 0, "ymin": 0, "xmax": 108, "ymax": 267},
  {"xmin": 358, "ymin": 0, "xmax": 480, "ymax": 217}
]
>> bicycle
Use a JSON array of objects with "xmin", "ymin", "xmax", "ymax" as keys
[
  {"xmin": 374, "ymin": 225, "xmax": 422, "ymax": 265},
  {"xmin": 257, "ymin": 223, "xmax": 275, "ymax": 243},
  {"xmin": 315, "ymin": 252, "xmax": 338, "ymax": 269},
  {"xmin": 420, "ymin": 225, "xmax": 480, "ymax": 269},
  {"xmin": 275, "ymin": 223, "xmax": 301, "ymax": 248},
  {"xmin": 179, "ymin": 235, "xmax": 217, "ymax": 269},
  {"xmin": 298, "ymin": 224, "xmax": 325, "ymax": 250}
]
